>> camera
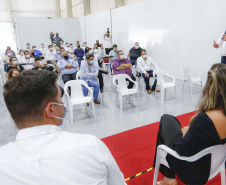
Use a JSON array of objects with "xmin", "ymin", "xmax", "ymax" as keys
[
  {"xmin": 107, "ymin": 28, "xmax": 110, "ymax": 34},
  {"xmin": 47, "ymin": 60, "xmax": 52, "ymax": 64}
]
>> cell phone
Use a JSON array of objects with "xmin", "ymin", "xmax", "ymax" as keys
[{"xmin": 47, "ymin": 60, "xmax": 52, "ymax": 64}]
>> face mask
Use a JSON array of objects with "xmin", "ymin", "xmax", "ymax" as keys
[
  {"xmin": 64, "ymin": 56, "xmax": 69, "ymax": 60},
  {"xmin": 143, "ymin": 55, "xmax": 147, "ymax": 59},
  {"xmin": 49, "ymin": 48, "xmax": 53, "ymax": 51},
  {"xmin": 41, "ymin": 45, "xmax": 44, "ymax": 48},
  {"xmin": 8, "ymin": 53, "xmax": 12, "ymax": 56},
  {"xmin": 33, "ymin": 48, "xmax": 36, "ymax": 50},
  {"xmin": 84, "ymin": 44, "xmax": 87, "ymax": 47},
  {"xmin": 20, "ymin": 52, "xmax": 23, "ymax": 55},
  {"xmin": 13, "ymin": 61, "xmax": 18, "ymax": 65},
  {"xmin": 120, "ymin": 54, "xmax": 124, "ymax": 60},
  {"xmin": 89, "ymin": 60, "xmax": 94, "ymax": 65},
  {"xmin": 77, "ymin": 45, "xmax": 80, "ymax": 48},
  {"xmin": 26, "ymin": 54, "xmax": 30, "ymax": 58},
  {"xmin": 27, "ymin": 46, "xmax": 30, "ymax": 49},
  {"xmin": 70, "ymin": 46, "xmax": 73, "ymax": 48},
  {"xmin": 57, "ymin": 51, "xmax": 61, "ymax": 54},
  {"xmin": 53, "ymin": 44, "xmax": 56, "ymax": 47},
  {"xmin": 135, "ymin": 46, "xmax": 139, "ymax": 49},
  {"xmin": 51, "ymin": 102, "xmax": 67, "ymax": 125},
  {"xmin": 56, "ymin": 35, "xmax": 59, "ymax": 37},
  {"xmin": 66, "ymin": 44, "xmax": 69, "ymax": 46}
]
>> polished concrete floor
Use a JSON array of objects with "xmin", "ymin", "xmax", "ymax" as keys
[{"xmin": 0, "ymin": 70, "xmax": 202, "ymax": 146}]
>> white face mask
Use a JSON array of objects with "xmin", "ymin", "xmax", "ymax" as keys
[
  {"xmin": 26, "ymin": 54, "xmax": 30, "ymax": 58},
  {"xmin": 41, "ymin": 45, "xmax": 44, "ymax": 48},
  {"xmin": 70, "ymin": 46, "xmax": 73, "ymax": 48},
  {"xmin": 66, "ymin": 44, "xmax": 69, "ymax": 46},
  {"xmin": 135, "ymin": 46, "xmax": 139, "ymax": 49},
  {"xmin": 27, "ymin": 46, "xmax": 30, "ymax": 49},
  {"xmin": 7, "ymin": 53, "xmax": 12, "ymax": 56},
  {"xmin": 51, "ymin": 102, "xmax": 67, "ymax": 125},
  {"xmin": 53, "ymin": 44, "xmax": 56, "ymax": 47},
  {"xmin": 120, "ymin": 54, "xmax": 124, "ymax": 60},
  {"xmin": 20, "ymin": 52, "xmax": 24, "ymax": 55},
  {"xmin": 49, "ymin": 48, "xmax": 53, "ymax": 51},
  {"xmin": 57, "ymin": 51, "xmax": 61, "ymax": 54},
  {"xmin": 33, "ymin": 48, "xmax": 36, "ymax": 50},
  {"xmin": 84, "ymin": 44, "xmax": 87, "ymax": 47},
  {"xmin": 143, "ymin": 55, "xmax": 147, "ymax": 59}
]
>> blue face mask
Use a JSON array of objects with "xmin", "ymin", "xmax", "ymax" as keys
[
  {"xmin": 89, "ymin": 60, "xmax": 94, "ymax": 65},
  {"xmin": 13, "ymin": 61, "xmax": 18, "ymax": 65},
  {"xmin": 52, "ymin": 102, "xmax": 67, "ymax": 125}
]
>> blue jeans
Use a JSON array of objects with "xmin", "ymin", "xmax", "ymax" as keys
[
  {"xmin": 221, "ymin": 57, "xmax": 226, "ymax": 64},
  {"xmin": 83, "ymin": 80, "xmax": 100, "ymax": 100},
  {"xmin": 130, "ymin": 59, "xmax": 138, "ymax": 74},
  {"xmin": 110, "ymin": 60, "xmax": 113, "ymax": 72},
  {"xmin": 78, "ymin": 59, "xmax": 82, "ymax": 68},
  {"xmin": 142, "ymin": 70, "xmax": 157, "ymax": 90}
]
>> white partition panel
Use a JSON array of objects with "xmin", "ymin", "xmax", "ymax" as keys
[
  {"xmin": 15, "ymin": 17, "xmax": 82, "ymax": 50},
  {"xmin": 82, "ymin": 10, "xmax": 111, "ymax": 48}
]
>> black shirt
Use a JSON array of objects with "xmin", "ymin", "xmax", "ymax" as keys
[
  {"xmin": 6, "ymin": 65, "xmax": 24, "ymax": 73},
  {"xmin": 129, "ymin": 47, "xmax": 142, "ymax": 60},
  {"xmin": 166, "ymin": 112, "xmax": 226, "ymax": 185}
]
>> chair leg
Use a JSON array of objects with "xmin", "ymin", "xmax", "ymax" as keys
[
  {"xmin": 91, "ymin": 101, "xmax": 96, "ymax": 118},
  {"xmin": 69, "ymin": 104, "xmax": 73, "ymax": 124},
  {"xmin": 119, "ymin": 95, "xmax": 123, "ymax": 112},
  {"xmin": 153, "ymin": 160, "xmax": 160, "ymax": 185}
]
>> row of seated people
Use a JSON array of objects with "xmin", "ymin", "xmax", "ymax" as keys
[{"xmin": 2, "ymin": 62, "xmax": 226, "ymax": 184}]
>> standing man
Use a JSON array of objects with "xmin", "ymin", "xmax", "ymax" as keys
[
  {"xmin": 74, "ymin": 44, "xmax": 84, "ymax": 68},
  {"xmin": 80, "ymin": 53, "xmax": 100, "ymax": 104},
  {"xmin": 113, "ymin": 50, "xmax": 136, "ymax": 89},
  {"xmin": 137, "ymin": 49, "xmax": 160, "ymax": 94},
  {"xmin": 213, "ymin": 30, "xmax": 226, "ymax": 64},
  {"xmin": 103, "ymin": 31, "xmax": 112, "ymax": 55},
  {"xmin": 127, "ymin": 42, "xmax": 142, "ymax": 76},
  {"xmin": 54, "ymin": 32, "xmax": 64, "ymax": 47},
  {"xmin": 2, "ymin": 70, "xmax": 126, "ymax": 185},
  {"xmin": 57, "ymin": 51, "xmax": 78, "ymax": 84}
]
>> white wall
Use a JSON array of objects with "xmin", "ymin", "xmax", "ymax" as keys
[
  {"xmin": 15, "ymin": 17, "xmax": 83, "ymax": 50},
  {"xmin": 80, "ymin": 0, "xmax": 226, "ymax": 82}
]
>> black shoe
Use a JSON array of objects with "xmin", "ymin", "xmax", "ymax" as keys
[
  {"xmin": 100, "ymin": 88, "xmax": 103, "ymax": 93},
  {"xmin": 99, "ymin": 69, "xmax": 109, "ymax": 75}
]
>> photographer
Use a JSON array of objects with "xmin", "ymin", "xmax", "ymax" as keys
[
  {"xmin": 50, "ymin": 32, "xmax": 55, "ymax": 44},
  {"xmin": 103, "ymin": 29, "xmax": 112, "ymax": 55}
]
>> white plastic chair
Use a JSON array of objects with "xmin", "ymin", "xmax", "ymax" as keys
[
  {"xmin": 113, "ymin": 74, "xmax": 139, "ymax": 112},
  {"xmin": 64, "ymin": 80, "xmax": 95, "ymax": 124},
  {"xmin": 153, "ymin": 144, "xmax": 226, "ymax": 185},
  {"xmin": 76, "ymin": 71, "xmax": 102, "ymax": 101},
  {"xmin": 181, "ymin": 67, "xmax": 202, "ymax": 95},
  {"xmin": 153, "ymin": 69, "xmax": 176, "ymax": 103}
]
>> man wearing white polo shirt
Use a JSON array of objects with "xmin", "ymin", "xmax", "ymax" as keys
[{"xmin": 137, "ymin": 49, "xmax": 160, "ymax": 94}]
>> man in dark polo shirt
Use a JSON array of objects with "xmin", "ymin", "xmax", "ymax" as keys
[
  {"xmin": 127, "ymin": 42, "xmax": 142, "ymax": 76},
  {"xmin": 54, "ymin": 33, "xmax": 64, "ymax": 47}
]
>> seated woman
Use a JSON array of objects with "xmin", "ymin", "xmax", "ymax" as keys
[
  {"xmin": 7, "ymin": 68, "xmax": 20, "ymax": 80},
  {"xmin": 153, "ymin": 63, "xmax": 226, "ymax": 185},
  {"xmin": 7, "ymin": 56, "xmax": 24, "ymax": 73}
]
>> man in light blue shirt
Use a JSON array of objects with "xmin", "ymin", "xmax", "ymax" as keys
[
  {"xmin": 57, "ymin": 51, "xmax": 78, "ymax": 84},
  {"xmin": 109, "ymin": 44, "xmax": 118, "ymax": 75},
  {"xmin": 54, "ymin": 47, "xmax": 63, "ymax": 62},
  {"xmin": 80, "ymin": 53, "xmax": 100, "ymax": 104}
]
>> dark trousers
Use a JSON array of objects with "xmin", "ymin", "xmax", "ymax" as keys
[
  {"xmin": 62, "ymin": 73, "xmax": 77, "ymax": 84},
  {"xmin": 127, "ymin": 74, "xmax": 136, "ymax": 89},
  {"xmin": 105, "ymin": 48, "xmax": 112, "ymax": 55},
  {"xmin": 98, "ymin": 72, "xmax": 104, "ymax": 89},
  {"xmin": 221, "ymin": 57, "xmax": 226, "ymax": 64},
  {"xmin": 153, "ymin": 114, "xmax": 183, "ymax": 178},
  {"xmin": 142, "ymin": 70, "xmax": 157, "ymax": 90}
]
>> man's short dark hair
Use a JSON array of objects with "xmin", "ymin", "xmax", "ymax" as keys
[
  {"xmin": 3, "ymin": 71, "xmax": 58, "ymax": 125},
  {"xmin": 141, "ymin": 49, "xmax": 146, "ymax": 53},
  {"xmin": 86, "ymin": 53, "xmax": 94, "ymax": 60},
  {"xmin": 85, "ymin": 47, "xmax": 90, "ymax": 53},
  {"xmin": 113, "ymin": 44, "xmax": 117, "ymax": 48},
  {"xmin": 24, "ymin": 50, "xmax": 29, "ymax": 54},
  {"xmin": 35, "ymin": 56, "xmax": 41, "ymax": 62},
  {"xmin": 96, "ymin": 40, "xmax": 99, "ymax": 42},
  {"xmin": 48, "ymin": 45, "xmax": 53, "ymax": 48}
]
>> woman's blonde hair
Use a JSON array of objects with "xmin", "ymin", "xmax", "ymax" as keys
[{"xmin": 190, "ymin": 63, "xmax": 226, "ymax": 123}]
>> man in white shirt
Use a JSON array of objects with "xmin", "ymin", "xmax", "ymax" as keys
[
  {"xmin": 103, "ymin": 31, "xmax": 112, "ymax": 55},
  {"xmin": 213, "ymin": 30, "xmax": 226, "ymax": 64},
  {"xmin": 26, "ymin": 43, "xmax": 31, "ymax": 51},
  {"xmin": 137, "ymin": 49, "xmax": 160, "ymax": 94},
  {"xmin": 39, "ymin": 43, "xmax": 47, "ymax": 56},
  {"xmin": 19, "ymin": 50, "xmax": 34, "ymax": 70},
  {"xmin": 45, "ymin": 45, "xmax": 56, "ymax": 60},
  {"xmin": 2, "ymin": 70, "xmax": 126, "ymax": 185},
  {"xmin": 64, "ymin": 42, "xmax": 70, "ymax": 51}
]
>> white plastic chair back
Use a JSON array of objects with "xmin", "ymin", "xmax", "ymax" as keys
[
  {"xmin": 153, "ymin": 144, "xmax": 226, "ymax": 185},
  {"xmin": 153, "ymin": 69, "xmax": 167, "ymax": 84},
  {"xmin": 112, "ymin": 74, "xmax": 130, "ymax": 93},
  {"xmin": 64, "ymin": 80, "xmax": 90, "ymax": 100},
  {"xmin": 181, "ymin": 67, "xmax": 193, "ymax": 80},
  {"xmin": 76, "ymin": 71, "xmax": 81, "ymax": 80}
]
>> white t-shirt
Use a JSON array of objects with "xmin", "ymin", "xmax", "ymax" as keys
[
  {"xmin": 19, "ymin": 58, "xmax": 34, "ymax": 70},
  {"xmin": 104, "ymin": 36, "xmax": 112, "ymax": 48},
  {"xmin": 0, "ymin": 125, "xmax": 126, "ymax": 185}
]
